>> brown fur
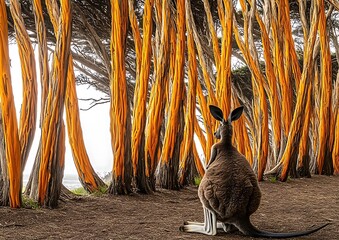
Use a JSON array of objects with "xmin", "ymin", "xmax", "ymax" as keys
[
  {"xmin": 198, "ymin": 121, "xmax": 261, "ymax": 224},
  {"xmin": 192, "ymin": 106, "xmax": 329, "ymax": 238}
]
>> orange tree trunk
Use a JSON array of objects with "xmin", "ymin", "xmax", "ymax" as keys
[
  {"xmin": 272, "ymin": 1, "xmax": 293, "ymax": 141},
  {"xmin": 223, "ymin": 1, "xmax": 252, "ymax": 166},
  {"xmin": 131, "ymin": 0, "xmax": 154, "ymax": 194},
  {"xmin": 144, "ymin": 0, "xmax": 171, "ymax": 191},
  {"xmin": 158, "ymin": 0, "xmax": 186, "ymax": 190},
  {"xmin": 216, "ymin": 0, "xmax": 232, "ymax": 117},
  {"xmin": 202, "ymin": 0, "xmax": 220, "ymax": 69},
  {"xmin": 232, "ymin": 95, "xmax": 253, "ymax": 165},
  {"xmin": 297, "ymin": 84, "xmax": 312, "ymax": 177},
  {"xmin": 276, "ymin": 4, "xmax": 319, "ymax": 181},
  {"xmin": 253, "ymin": 76, "xmax": 269, "ymax": 181},
  {"xmin": 333, "ymin": 74, "xmax": 339, "ymax": 174},
  {"xmin": 33, "ymin": 0, "xmax": 49, "ymax": 120},
  {"xmin": 146, "ymin": 0, "xmax": 176, "ymax": 190},
  {"xmin": 24, "ymin": 0, "xmax": 50, "ymax": 198},
  {"xmin": 195, "ymin": 76, "xmax": 212, "ymax": 159},
  {"xmin": 0, "ymin": 112, "xmax": 9, "ymax": 205},
  {"xmin": 45, "ymin": 0, "xmax": 106, "ymax": 193},
  {"xmin": 316, "ymin": 0, "xmax": 333, "ymax": 175},
  {"xmin": 128, "ymin": 0, "xmax": 142, "ymax": 68},
  {"xmin": 65, "ymin": 59, "xmax": 107, "ymax": 193},
  {"xmin": 281, "ymin": 0, "xmax": 302, "ymax": 90},
  {"xmin": 108, "ymin": 0, "xmax": 133, "ymax": 195},
  {"xmin": 256, "ymin": 9, "xmax": 282, "ymax": 163},
  {"xmin": 297, "ymin": 0, "xmax": 316, "ymax": 173},
  {"xmin": 179, "ymin": 0, "xmax": 199, "ymax": 186},
  {"xmin": 187, "ymin": 0, "xmax": 214, "ymax": 162},
  {"xmin": 333, "ymin": 105, "xmax": 339, "ymax": 175},
  {"xmin": 219, "ymin": 0, "xmax": 252, "ymax": 166},
  {"xmin": 0, "ymin": 0, "xmax": 22, "ymax": 208},
  {"xmin": 10, "ymin": 0, "xmax": 38, "ymax": 169},
  {"xmin": 38, "ymin": 0, "xmax": 71, "ymax": 207},
  {"xmin": 311, "ymin": 68, "xmax": 320, "ymax": 168},
  {"xmin": 328, "ymin": 75, "xmax": 337, "ymax": 173},
  {"xmin": 233, "ymin": 10, "xmax": 269, "ymax": 181}
]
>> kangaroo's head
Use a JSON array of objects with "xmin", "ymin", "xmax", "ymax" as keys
[{"xmin": 209, "ymin": 105, "xmax": 244, "ymax": 142}]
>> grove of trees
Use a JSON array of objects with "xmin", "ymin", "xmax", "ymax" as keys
[{"xmin": 0, "ymin": 0, "xmax": 339, "ymax": 208}]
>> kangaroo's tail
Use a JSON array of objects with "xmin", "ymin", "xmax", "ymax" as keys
[{"xmin": 235, "ymin": 217, "xmax": 329, "ymax": 238}]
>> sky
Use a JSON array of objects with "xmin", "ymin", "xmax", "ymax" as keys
[{"xmin": 9, "ymin": 45, "xmax": 113, "ymax": 177}]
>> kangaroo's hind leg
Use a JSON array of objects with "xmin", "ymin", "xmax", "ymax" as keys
[{"xmin": 180, "ymin": 206, "xmax": 217, "ymax": 235}]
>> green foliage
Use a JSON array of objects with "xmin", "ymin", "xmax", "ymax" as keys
[
  {"xmin": 71, "ymin": 187, "xmax": 88, "ymax": 196},
  {"xmin": 266, "ymin": 175, "xmax": 293, "ymax": 183},
  {"xmin": 22, "ymin": 197, "xmax": 39, "ymax": 209},
  {"xmin": 92, "ymin": 185, "xmax": 108, "ymax": 197},
  {"xmin": 268, "ymin": 176, "xmax": 277, "ymax": 183},
  {"xmin": 71, "ymin": 185, "xmax": 108, "ymax": 196},
  {"xmin": 194, "ymin": 176, "xmax": 202, "ymax": 186},
  {"xmin": 287, "ymin": 176, "xmax": 292, "ymax": 182}
]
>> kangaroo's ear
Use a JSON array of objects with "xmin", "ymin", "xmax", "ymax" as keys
[
  {"xmin": 228, "ymin": 106, "xmax": 244, "ymax": 122},
  {"xmin": 209, "ymin": 105, "xmax": 224, "ymax": 122}
]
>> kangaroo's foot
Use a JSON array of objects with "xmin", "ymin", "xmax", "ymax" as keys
[{"xmin": 180, "ymin": 207, "xmax": 217, "ymax": 236}]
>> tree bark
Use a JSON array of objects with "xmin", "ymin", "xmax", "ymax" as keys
[
  {"xmin": 65, "ymin": 59, "xmax": 107, "ymax": 193},
  {"xmin": 10, "ymin": 0, "xmax": 38, "ymax": 169},
  {"xmin": 0, "ymin": 1, "xmax": 22, "ymax": 208},
  {"xmin": 233, "ymin": 3, "xmax": 269, "ymax": 181},
  {"xmin": 316, "ymin": 0, "xmax": 333, "ymax": 175},
  {"xmin": 179, "ymin": 0, "xmax": 199, "ymax": 187},
  {"xmin": 297, "ymin": 85, "xmax": 312, "ymax": 178},
  {"xmin": 130, "ymin": 0, "xmax": 154, "ymax": 194},
  {"xmin": 158, "ymin": 0, "xmax": 186, "ymax": 190},
  {"xmin": 0, "ymin": 111, "xmax": 10, "ymax": 206},
  {"xmin": 276, "ymin": 3, "xmax": 320, "ymax": 181},
  {"xmin": 108, "ymin": 0, "xmax": 132, "ymax": 195},
  {"xmin": 37, "ymin": 0, "xmax": 71, "ymax": 207},
  {"xmin": 144, "ymin": 0, "xmax": 171, "ymax": 191}
]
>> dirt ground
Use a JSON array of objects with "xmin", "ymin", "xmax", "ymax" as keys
[{"xmin": 0, "ymin": 175, "xmax": 338, "ymax": 240}]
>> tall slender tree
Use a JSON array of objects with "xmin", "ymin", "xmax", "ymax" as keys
[
  {"xmin": 130, "ymin": 0, "xmax": 154, "ymax": 193},
  {"xmin": 37, "ymin": 0, "xmax": 72, "ymax": 207},
  {"xmin": 65, "ymin": 59, "xmax": 107, "ymax": 193},
  {"xmin": 24, "ymin": 0, "xmax": 52, "ymax": 199},
  {"xmin": 0, "ymin": 0, "xmax": 21, "ymax": 208},
  {"xmin": 233, "ymin": 1, "xmax": 269, "ymax": 180},
  {"xmin": 10, "ymin": 0, "xmax": 38, "ymax": 169},
  {"xmin": 158, "ymin": 0, "xmax": 186, "ymax": 190},
  {"xmin": 277, "ymin": 3, "xmax": 320, "ymax": 181},
  {"xmin": 333, "ymin": 73, "xmax": 339, "ymax": 174},
  {"xmin": 109, "ymin": 0, "xmax": 133, "ymax": 195},
  {"xmin": 47, "ymin": 0, "xmax": 106, "ymax": 193},
  {"xmin": 316, "ymin": 0, "xmax": 333, "ymax": 175},
  {"xmin": 144, "ymin": 0, "xmax": 171, "ymax": 191},
  {"xmin": 179, "ymin": 0, "xmax": 199, "ymax": 186}
]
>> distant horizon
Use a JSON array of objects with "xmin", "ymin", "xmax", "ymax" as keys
[{"xmin": 22, "ymin": 171, "xmax": 113, "ymax": 190}]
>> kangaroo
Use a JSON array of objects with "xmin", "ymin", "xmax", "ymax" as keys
[{"xmin": 180, "ymin": 105, "xmax": 329, "ymax": 238}]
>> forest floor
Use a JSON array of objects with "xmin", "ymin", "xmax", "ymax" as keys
[{"xmin": 0, "ymin": 175, "xmax": 338, "ymax": 240}]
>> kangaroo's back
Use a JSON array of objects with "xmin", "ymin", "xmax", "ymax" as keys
[{"xmin": 199, "ymin": 143, "xmax": 261, "ymax": 220}]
